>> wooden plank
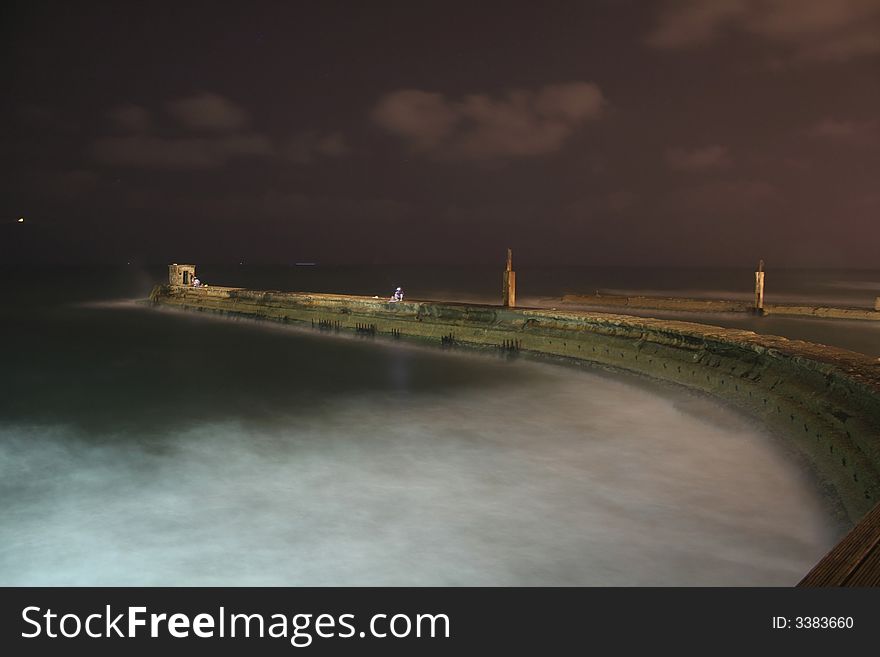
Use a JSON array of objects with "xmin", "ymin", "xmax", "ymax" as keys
[
  {"xmin": 799, "ymin": 502, "xmax": 880, "ymax": 586},
  {"xmin": 840, "ymin": 540, "xmax": 880, "ymax": 586}
]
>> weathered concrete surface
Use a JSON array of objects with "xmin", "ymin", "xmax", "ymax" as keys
[
  {"xmin": 150, "ymin": 282, "xmax": 880, "ymax": 530},
  {"xmin": 562, "ymin": 293, "xmax": 753, "ymax": 313},
  {"xmin": 765, "ymin": 304, "xmax": 880, "ymax": 321},
  {"xmin": 561, "ymin": 293, "xmax": 880, "ymax": 321}
]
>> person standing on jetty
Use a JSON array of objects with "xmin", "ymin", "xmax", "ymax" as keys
[{"xmin": 390, "ymin": 287, "xmax": 404, "ymax": 302}]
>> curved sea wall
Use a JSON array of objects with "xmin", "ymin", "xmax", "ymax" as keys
[{"xmin": 150, "ymin": 284, "xmax": 880, "ymax": 526}]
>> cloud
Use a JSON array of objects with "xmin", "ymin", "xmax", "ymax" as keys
[
  {"xmin": 372, "ymin": 82, "xmax": 604, "ymax": 159},
  {"xmin": 808, "ymin": 118, "xmax": 879, "ymax": 145},
  {"xmin": 90, "ymin": 133, "xmax": 273, "ymax": 169},
  {"xmin": 648, "ymin": 0, "xmax": 745, "ymax": 48},
  {"xmin": 372, "ymin": 90, "xmax": 459, "ymax": 150},
  {"xmin": 165, "ymin": 92, "xmax": 249, "ymax": 131},
  {"xmin": 93, "ymin": 93, "xmax": 347, "ymax": 169},
  {"xmin": 666, "ymin": 145, "xmax": 731, "ymax": 171},
  {"xmin": 107, "ymin": 104, "xmax": 151, "ymax": 132},
  {"xmin": 287, "ymin": 131, "xmax": 349, "ymax": 163},
  {"xmin": 315, "ymin": 132, "xmax": 349, "ymax": 157},
  {"xmin": 648, "ymin": 0, "xmax": 880, "ymax": 62}
]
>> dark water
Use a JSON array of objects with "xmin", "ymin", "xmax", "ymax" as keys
[{"xmin": 0, "ymin": 266, "xmax": 867, "ymax": 585}]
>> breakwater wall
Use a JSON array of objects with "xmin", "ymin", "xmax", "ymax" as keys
[
  {"xmin": 151, "ymin": 281, "xmax": 880, "ymax": 583},
  {"xmin": 561, "ymin": 293, "xmax": 880, "ymax": 321},
  {"xmin": 150, "ymin": 283, "xmax": 880, "ymax": 525}
]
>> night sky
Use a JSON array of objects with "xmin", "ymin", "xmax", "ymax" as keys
[{"xmin": 2, "ymin": 1, "xmax": 879, "ymax": 266}]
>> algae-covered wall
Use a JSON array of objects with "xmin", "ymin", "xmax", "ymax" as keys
[{"xmin": 150, "ymin": 283, "xmax": 880, "ymax": 523}]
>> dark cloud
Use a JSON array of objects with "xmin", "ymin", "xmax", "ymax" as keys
[
  {"xmin": 286, "ymin": 131, "xmax": 349, "ymax": 164},
  {"xmin": 808, "ymin": 118, "xmax": 880, "ymax": 145},
  {"xmin": 315, "ymin": 132, "xmax": 349, "ymax": 157},
  {"xmin": 4, "ymin": 3, "xmax": 879, "ymax": 266},
  {"xmin": 165, "ymin": 92, "xmax": 249, "ymax": 132},
  {"xmin": 89, "ymin": 92, "xmax": 276, "ymax": 169},
  {"xmin": 106, "ymin": 104, "xmax": 151, "ymax": 132},
  {"xmin": 90, "ymin": 133, "xmax": 273, "ymax": 169},
  {"xmin": 372, "ymin": 82, "xmax": 605, "ymax": 159},
  {"xmin": 648, "ymin": 0, "xmax": 880, "ymax": 62},
  {"xmin": 666, "ymin": 145, "xmax": 731, "ymax": 171}
]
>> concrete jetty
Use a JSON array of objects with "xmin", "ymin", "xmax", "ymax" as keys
[
  {"xmin": 149, "ymin": 264, "xmax": 880, "ymax": 585},
  {"xmin": 559, "ymin": 293, "xmax": 880, "ymax": 321},
  {"xmin": 555, "ymin": 258, "xmax": 880, "ymax": 321}
]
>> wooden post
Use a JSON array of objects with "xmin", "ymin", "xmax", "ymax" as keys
[
  {"xmin": 754, "ymin": 259, "xmax": 765, "ymax": 313},
  {"xmin": 502, "ymin": 248, "xmax": 516, "ymax": 307}
]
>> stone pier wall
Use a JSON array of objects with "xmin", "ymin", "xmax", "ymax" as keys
[{"xmin": 150, "ymin": 283, "xmax": 880, "ymax": 525}]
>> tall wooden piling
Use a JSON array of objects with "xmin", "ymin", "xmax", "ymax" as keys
[
  {"xmin": 754, "ymin": 259, "xmax": 765, "ymax": 313},
  {"xmin": 502, "ymin": 248, "xmax": 516, "ymax": 308}
]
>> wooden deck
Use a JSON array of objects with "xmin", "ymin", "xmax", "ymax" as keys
[{"xmin": 799, "ymin": 502, "xmax": 880, "ymax": 586}]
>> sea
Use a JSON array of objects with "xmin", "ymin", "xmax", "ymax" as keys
[{"xmin": 2, "ymin": 264, "xmax": 878, "ymax": 586}]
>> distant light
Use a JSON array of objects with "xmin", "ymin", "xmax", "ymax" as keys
[{"xmin": 18, "ymin": 217, "xmax": 24, "ymax": 223}]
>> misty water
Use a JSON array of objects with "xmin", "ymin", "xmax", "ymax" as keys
[{"xmin": 2, "ymin": 265, "xmax": 875, "ymax": 585}]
